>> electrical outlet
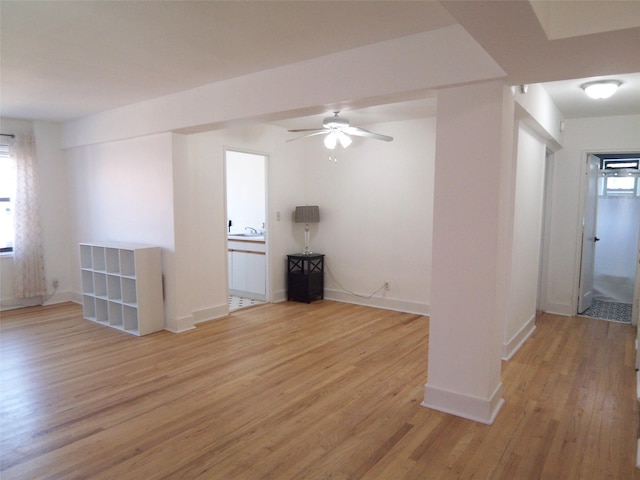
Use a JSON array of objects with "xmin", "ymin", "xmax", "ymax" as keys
[
  {"xmin": 384, "ymin": 282, "xmax": 390, "ymax": 291},
  {"xmin": 52, "ymin": 279, "xmax": 59, "ymax": 289}
]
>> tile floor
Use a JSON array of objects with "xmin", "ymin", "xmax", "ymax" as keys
[
  {"xmin": 580, "ymin": 299, "xmax": 632, "ymax": 324},
  {"xmin": 228, "ymin": 295, "xmax": 264, "ymax": 311}
]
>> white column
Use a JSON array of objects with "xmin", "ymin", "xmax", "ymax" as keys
[{"xmin": 423, "ymin": 81, "xmax": 515, "ymax": 424}]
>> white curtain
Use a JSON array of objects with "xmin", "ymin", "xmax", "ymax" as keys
[{"xmin": 12, "ymin": 133, "xmax": 47, "ymax": 298}]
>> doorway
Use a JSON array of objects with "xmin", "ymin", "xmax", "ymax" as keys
[
  {"xmin": 225, "ymin": 149, "xmax": 268, "ymax": 312},
  {"xmin": 578, "ymin": 153, "xmax": 640, "ymax": 323}
]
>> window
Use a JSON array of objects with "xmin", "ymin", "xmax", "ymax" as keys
[
  {"xmin": 602, "ymin": 159, "xmax": 639, "ymax": 170},
  {"xmin": 603, "ymin": 175, "xmax": 637, "ymax": 195},
  {"xmin": 0, "ymin": 143, "xmax": 15, "ymax": 253},
  {"xmin": 598, "ymin": 157, "xmax": 640, "ymax": 197}
]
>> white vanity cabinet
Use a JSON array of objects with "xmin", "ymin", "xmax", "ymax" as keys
[
  {"xmin": 228, "ymin": 237, "xmax": 266, "ymax": 301},
  {"xmin": 80, "ymin": 242, "xmax": 164, "ymax": 336}
]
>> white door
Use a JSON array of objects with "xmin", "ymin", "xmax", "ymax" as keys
[{"xmin": 578, "ymin": 154, "xmax": 600, "ymax": 314}]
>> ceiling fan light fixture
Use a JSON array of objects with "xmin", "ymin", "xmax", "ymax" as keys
[
  {"xmin": 337, "ymin": 131, "xmax": 352, "ymax": 148},
  {"xmin": 324, "ymin": 131, "xmax": 338, "ymax": 149},
  {"xmin": 288, "ymin": 111, "xmax": 393, "ymax": 150},
  {"xmin": 581, "ymin": 80, "xmax": 621, "ymax": 99}
]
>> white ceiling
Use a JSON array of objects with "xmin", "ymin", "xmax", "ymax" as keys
[
  {"xmin": 0, "ymin": 1, "xmax": 454, "ymax": 122},
  {"xmin": 542, "ymin": 72, "xmax": 640, "ymax": 120},
  {"xmin": 1, "ymin": 1, "xmax": 639, "ymax": 125}
]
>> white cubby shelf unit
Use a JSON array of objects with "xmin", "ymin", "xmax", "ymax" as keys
[{"xmin": 80, "ymin": 242, "xmax": 164, "ymax": 336}]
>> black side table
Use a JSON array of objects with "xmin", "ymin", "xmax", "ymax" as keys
[{"xmin": 287, "ymin": 254, "xmax": 324, "ymax": 303}]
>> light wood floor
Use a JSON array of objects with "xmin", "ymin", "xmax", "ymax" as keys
[{"xmin": 1, "ymin": 301, "xmax": 638, "ymax": 479}]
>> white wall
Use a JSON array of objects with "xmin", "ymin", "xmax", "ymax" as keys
[
  {"xmin": 185, "ymin": 124, "xmax": 304, "ymax": 325},
  {"xmin": 66, "ymin": 133, "xmax": 176, "ymax": 323},
  {"xmin": 503, "ymin": 123, "xmax": 547, "ymax": 359},
  {"xmin": 55, "ymin": 109, "xmax": 554, "ymax": 340},
  {"xmin": 61, "ymin": 122, "xmax": 308, "ymax": 331},
  {"xmin": 543, "ymin": 114, "xmax": 640, "ymax": 315},
  {"xmin": 35, "ymin": 121, "xmax": 74, "ymax": 305},
  {"xmin": 181, "ymin": 118, "xmax": 435, "ymax": 326},
  {"xmin": 513, "ymin": 83, "xmax": 564, "ymax": 149},
  {"xmin": 425, "ymin": 81, "xmax": 513, "ymax": 424},
  {"xmin": 61, "ymin": 117, "xmax": 435, "ymax": 328},
  {"xmin": 0, "ymin": 117, "xmax": 72, "ymax": 309},
  {"xmin": 302, "ymin": 118, "xmax": 435, "ymax": 314}
]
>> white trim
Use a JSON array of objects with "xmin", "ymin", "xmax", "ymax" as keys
[
  {"xmin": 422, "ymin": 382, "xmax": 505, "ymax": 425},
  {"xmin": 1, "ymin": 291, "xmax": 75, "ymax": 311},
  {"xmin": 0, "ymin": 297, "xmax": 41, "ymax": 310},
  {"xmin": 193, "ymin": 304, "xmax": 229, "ymax": 324},
  {"xmin": 543, "ymin": 302, "xmax": 573, "ymax": 317},
  {"xmin": 42, "ymin": 291, "xmax": 75, "ymax": 306},
  {"xmin": 271, "ymin": 289, "xmax": 287, "ymax": 303},
  {"xmin": 502, "ymin": 315, "xmax": 536, "ymax": 360},
  {"xmin": 324, "ymin": 288, "xmax": 429, "ymax": 316},
  {"xmin": 165, "ymin": 315, "xmax": 195, "ymax": 334},
  {"xmin": 69, "ymin": 292, "xmax": 82, "ymax": 304},
  {"xmin": 636, "ymin": 438, "xmax": 640, "ymax": 469},
  {"xmin": 274, "ymin": 287, "xmax": 429, "ymax": 315}
]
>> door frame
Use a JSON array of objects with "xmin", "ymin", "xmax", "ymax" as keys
[
  {"xmin": 575, "ymin": 149, "xmax": 640, "ymax": 317},
  {"xmin": 577, "ymin": 153, "xmax": 600, "ymax": 314},
  {"xmin": 223, "ymin": 147, "xmax": 270, "ymax": 308}
]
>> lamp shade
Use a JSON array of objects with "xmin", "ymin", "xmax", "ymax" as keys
[{"xmin": 295, "ymin": 205, "xmax": 320, "ymax": 223}]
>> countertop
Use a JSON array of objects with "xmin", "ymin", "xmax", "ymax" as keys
[{"xmin": 228, "ymin": 234, "xmax": 265, "ymax": 243}]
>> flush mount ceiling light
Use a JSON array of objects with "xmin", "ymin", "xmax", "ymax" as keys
[{"xmin": 581, "ymin": 80, "xmax": 622, "ymax": 99}]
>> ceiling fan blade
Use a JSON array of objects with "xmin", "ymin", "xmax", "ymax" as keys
[
  {"xmin": 344, "ymin": 126, "xmax": 393, "ymax": 142},
  {"xmin": 288, "ymin": 128, "xmax": 326, "ymax": 133},
  {"xmin": 286, "ymin": 130, "xmax": 330, "ymax": 142}
]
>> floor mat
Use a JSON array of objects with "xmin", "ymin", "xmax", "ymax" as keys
[{"xmin": 580, "ymin": 299, "xmax": 632, "ymax": 324}]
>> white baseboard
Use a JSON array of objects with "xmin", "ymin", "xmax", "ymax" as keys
[
  {"xmin": 266, "ymin": 287, "xmax": 429, "ymax": 315},
  {"xmin": 43, "ymin": 291, "xmax": 75, "ymax": 306},
  {"xmin": 1, "ymin": 296, "xmax": 39, "ymax": 310},
  {"xmin": 324, "ymin": 288, "xmax": 429, "ymax": 316},
  {"xmin": 69, "ymin": 291, "xmax": 82, "ymax": 304},
  {"xmin": 502, "ymin": 315, "xmax": 536, "ymax": 360},
  {"xmin": 542, "ymin": 302, "xmax": 573, "ymax": 317},
  {"xmin": 422, "ymin": 382, "xmax": 504, "ymax": 425},
  {"xmin": 168, "ymin": 303, "xmax": 232, "ymax": 332},
  {"xmin": 1, "ymin": 290, "xmax": 76, "ymax": 310},
  {"xmin": 271, "ymin": 289, "xmax": 287, "ymax": 303},
  {"xmin": 193, "ymin": 303, "xmax": 229, "ymax": 324},
  {"xmin": 165, "ymin": 314, "xmax": 195, "ymax": 334}
]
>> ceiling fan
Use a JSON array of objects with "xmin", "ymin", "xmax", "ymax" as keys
[{"xmin": 287, "ymin": 112, "xmax": 393, "ymax": 149}]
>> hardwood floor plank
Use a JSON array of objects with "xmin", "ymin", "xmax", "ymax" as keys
[{"xmin": 1, "ymin": 303, "xmax": 639, "ymax": 479}]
